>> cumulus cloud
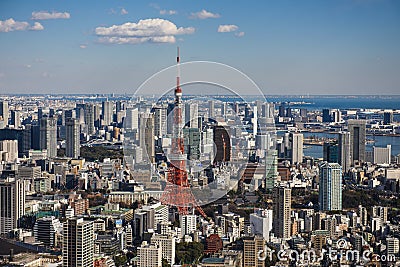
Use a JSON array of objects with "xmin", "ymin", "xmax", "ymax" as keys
[
  {"xmin": 0, "ymin": 18, "xmax": 44, "ymax": 32},
  {"xmin": 190, "ymin": 9, "xmax": 220, "ymax": 19},
  {"xmin": 32, "ymin": 11, "xmax": 70, "ymax": 20},
  {"xmin": 80, "ymin": 44, "xmax": 87, "ymax": 49},
  {"xmin": 217, "ymin": 24, "xmax": 238, "ymax": 33},
  {"xmin": 120, "ymin": 8, "xmax": 128, "ymax": 15},
  {"xmin": 95, "ymin": 18, "xmax": 194, "ymax": 44},
  {"xmin": 160, "ymin": 9, "xmax": 177, "ymax": 15}
]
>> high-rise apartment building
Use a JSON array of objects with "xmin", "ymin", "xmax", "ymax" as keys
[
  {"xmin": 150, "ymin": 234, "xmax": 176, "ymax": 265},
  {"xmin": 273, "ymin": 186, "xmax": 291, "ymax": 238},
  {"xmin": 319, "ymin": 162, "xmax": 342, "ymax": 211},
  {"xmin": 66, "ymin": 118, "xmax": 80, "ymax": 158},
  {"xmin": 63, "ymin": 218, "xmax": 94, "ymax": 267},
  {"xmin": 0, "ymin": 178, "xmax": 25, "ymax": 234},
  {"xmin": 137, "ymin": 241, "xmax": 162, "ymax": 267}
]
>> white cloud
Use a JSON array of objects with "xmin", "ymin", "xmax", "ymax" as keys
[
  {"xmin": 235, "ymin": 31, "xmax": 245, "ymax": 37},
  {"xmin": 160, "ymin": 9, "xmax": 177, "ymax": 15},
  {"xmin": 31, "ymin": 11, "xmax": 70, "ymax": 20},
  {"xmin": 41, "ymin": 72, "xmax": 50, "ymax": 78},
  {"xmin": 120, "ymin": 8, "xmax": 128, "ymax": 15},
  {"xmin": 24, "ymin": 64, "xmax": 32, "ymax": 68},
  {"xmin": 217, "ymin": 24, "xmax": 238, "ymax": 33},
  {"xmin": 95, "ymin": 18, "xmax": 194, "ymax": 44},
  {"xmin": 190, "ymin": 9, "xmax": 220, "ymax": 19},
  {"xmin": 0, "ymin": 18, "xmax": 44, "ymax": 32},
  {"xmin": 80, "ymin": 44, "xmax": 87, "ymax": 49}
]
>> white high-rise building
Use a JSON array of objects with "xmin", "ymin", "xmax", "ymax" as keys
[
  {"xmin": 0, "ymin": 101, "xmax": 9, "ymax": 126},
  {"xmin": 153, "ymin": 105, "xmax": 167, "ymax": 138},
  {"xmin": 185, "ymin": 102, "xmax": 198, "ymax": 128},
  {"xmin": 180, "ymin": 214, "xmax": 197, "ymax": 237},
  {"xmin": 273, "ymin": 186, "xmax": 291, "ymax": 239},
  {"xmin": 250, "ymin": 209, "xmax": 273, "ymax": 241},
  {"xmin": 40, "ymin": 117, "xmax": 57, "ymax": 158},
  {"xmin": 151, "ymin": 234, "xmax": 176, "ymax": 265},
  {"xmin": 338, "ymin": 131, "xmax": 351, "ymax": 173},
  {"xmin": 66, "ymin": 118, "xmax": 80, "ymax": 158},
  {"xmin": 102, "ymin": 101, "xmax": 113, "ymax": 126},
  {"xmin": 0, "ymin": 140, "xmax": 18, "ymax": 162},
  {"xmin": 137, "ymin": 241, "xmax": 162, "ymax": 267},
  {"xmin": 387, "ymin": 237, "xmax": 399, "ymax": 256},
  {"xmin": 319, "ymin": 162, "xmax": 342, "ymax": 211},
  {"xmin": 290, "ymin": 132, "xmax": 303, "ymax": 164},
  {"xmin": 62, "ymin": 218, "xmax": 94, "ymax": 267},
  {"xmin": 373, "ymin": 145, "xmax": 391, "ymax": 164},
  {"xmin": 0, "ymin": 178, "xmax": 25, "ymax": 234}
]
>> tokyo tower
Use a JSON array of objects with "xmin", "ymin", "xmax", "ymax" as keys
[{"xmin": 160, "ymin": 48, "xmax": 207, "ymax": 218}]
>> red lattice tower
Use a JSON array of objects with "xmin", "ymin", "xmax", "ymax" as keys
[{"xmin": 160, "ymin": 48, "xmax": 206, "ymax": 217}]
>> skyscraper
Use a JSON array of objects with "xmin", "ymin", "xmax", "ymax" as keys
[
  {"xmin": 265, "ymin": 149, "xmax": 278, "ymax": 190},
  {"xmin": 273, "ymin": 186, "xmax": 291, "ymax": 238},
  {"xmin": 373, "ymin": 145, "xmax": 391, "ymax": 164},
  {"xmin": 0, "ymin": 178, "xmax": 25, "ymax": 234},
  {"xmin": 153, "ymin": 105, "xmax": 167, "ymax": 138},
  {"xmin": 40, "ymin": 117, "xmax": 57, "ymax": 158},
  {"xmin": 102, "ymin": 101, "xmax": 113, "ymax": 126},
  {"xmin": 338, "ymin": 131, "xmax": 351, "ymax": 173},
  {"xmin": 348, "ymin": 119, "xmax": 366, "ymax": 164},
  {"xmin": 139, "ymin": 113, "xmax": 155, "ymax": 163},
  {"xmin": 185, "ymin": 102, "xmax": 198, "ymax": 128},
  {"xmin": 323, "ymin": 142, "xmax": 338, "ymax": 163},
  {"xmin": 10, "ymin": 110, "xmax": 21, "ymax": 128},
  {"xmin": 0, "ymin": 101, "xmax": 9, "ymax": 126},
  {"xmin": 66, "ymin": 118, "xmax": 80, "ymax": 158},
  {"xmin": 208, "ymin": 100, "xmax": 215, "ymax": 119},
  {"xmin": 34, "ymin": 216, "xmax": 61, "ymax": 247},
  {"xmin": 319, "ymin": 162, "xmax": 342, "ymax": 211},
  {"xmin": 84, "ymin": 103, "xmax": 95, "ymax": 135},
  {"xmin": 63, "ymin": 218, "xmax": 94, "ymax": 267},
  {"xmin": 383, "ymin": 112, "xmax": 393, "ymax": 125},
  {"xmin": 289, "ymin": 132, "xmax": 303, "ymax": 165}
]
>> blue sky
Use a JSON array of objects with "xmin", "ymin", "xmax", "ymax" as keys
[{"xmin": 0, "ymin": 0, "xmax": 399, "ymax": 95}]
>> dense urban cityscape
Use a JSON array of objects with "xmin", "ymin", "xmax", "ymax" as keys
[{"xmin": 2, "ymin": 1, "xmax": 400, "ymax": 266}]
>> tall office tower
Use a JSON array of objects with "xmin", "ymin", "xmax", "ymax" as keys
[
  {"xmin": 150, "ymin": 234, "xmax": 176, "ymax": 265},
  {"xmin": 139, "ymin": 113, "xmax": 155, "ymax": 163},
  {"xmin": 358, "ymin": 205, "xmax": 368, "ymax": 227},
  {"xmin": 221, "ymin": 102, "xmax": 228, "ymax": 117},
  {"xmin": 250, "ymin": 209, "xmax": 273, "ymax": 242},
  {"xmin": 153, "ymin": 105, "xmax": 167, "ymax": 138},
  {"xmin": 183, "ymin": 128, "xmax": 201, "ymax": 160},
  {"xmin": 213, "ymin": 125, "xmax": 231, "ymax": 163},
  {"xmin": 208, "ymin": 100, "xmax": 215, "ymax": 119},
  {"xmin": 243, "ymin": 236, "xmax": 265, "ymax": 267},
  {"xmin": 66, "ymin": 118, "xmax": 80, "ymax": 158},
  {"xmin": 348, "ymin": 119, "xmax": 366, "ymax": 165},
  {"xmin": 125, "ymin": 108, "xmax": 139, "ymax": 130},
  {"xmin": 180, "ymin": 214, "xmax": 197, "ymax": 237},
  {"xmin": 34, "ymin": 216, "xmax": 61, "ymax": 247},
  {"xmin": 383, "ymin": 112, "xmax": 393, "ymax": 125},
  {"xmin": 116, "ymin": 101, "xmax": 123, "ymax": 113},
  {"xmin": 273, "ymin": 186, "xmax": 291, "ymax": 239},
  {"xmin": 323, "ymin": 142, "xmax": 338, "ymax": 163},
  {"xmin": 137, "ymin": 241, "xmax": 162, "ymax": 267},
  {"xmin": 338, "ymin": 131, "xmax": 351, "ymax": 173},
  {"xmin": 289, "ymin": 132, "xmax": 303, "ymax": 165},
  {"xmin": 0, "ymin": 101, "xmax": 9, "ymax": 125},
  {"xmin": 84, "ymin": 103, "xmax": 95, "ymax": 135},
  {"xmin": 93, "ymin": 104, "xmax": 101, "ymax": 128},
  {"xmin": 0, "ymin": 140, "xmax": 18, "ymax": 162},
  {"xmin": 372, "ymin": 206, "xmax": 388, "ymax": 224},
  {"xmin": 252, "ymin": 106, "xmax": 258, "ymax": 135},
  {"xmin": 373, "ymin": 145, "xmax": 391, "ymax": 164},
  {"xmin": 319, "ymin": 162, "xmax": 342, "ymax": 211},
  {"xmin": 278, "ymin": 103, "xmax": 287, "ymax": 117},
  {"xmin": 185, "ymin": 102, "xmax": 198, "ymax": 128},
  {"xmin": 322, "ymin": 109, "xmax": 331, "ymax": 122},
  {"xmin": 0, "ymin": 178, "xmax": 25, "ymax": 234},
  {"xmin": 265, "ymin": 149, "xmax": 278, "ymax": 190},
  {"xmin": 39, "ymin": 117, "xmax": 57, "ymax": 158},
  {"xmin": 102, "ymin": 101, "xmax": 113, "ymax": 126},
  {"xmin": 63, "ymin": 218, "xmax": 94, "ymax": 267},
  {"xmin": 10, "ymin": 110, "xmax": 21, "ymax": 128},
  {"xmin": 331, "ymin": 109, "xmax": 342, "ymax": 123}
]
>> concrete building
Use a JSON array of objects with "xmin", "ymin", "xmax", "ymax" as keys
[
  {"xmin": 348, "ymin": 119, "xmax": 366, "ymax": 164},
  {"xmin": 66, "ymin": 118, "xmax": 80, "ymax": 158},
  {"xmin": 243, "ymin": 236, "xmax": 265, "ymax": 267},
  {"xmin": 338, "ymin": 131, "xmax": 351, "ymax": 173},
  {"xmin": 289, "ymin": 132, "xmax": 303, "ymax": 165},
  {"xmin": 373, "ymin": 145, "xmax": 391, "ymax": 164},
  {"xmin": 102, "ymin": 101, "xmax": 113, "ymax": 126},
  {"xmin": 137, "ymin": 241, "xmax": 162, "ymax": 267},
  {"xmin": 273, "ymin": 186, "xmax": 291, "ymax": 238},
  {"xmin": 150, "ymin": 234, "xmax": 176, "ymax": 265},
  {"xmin": 250, "ymin": 209, "xmax": 273, "ymax": 242},
  {"xmin": 0, "ymin": 139, "xmax": 18, "ymax": 162},
  {"xmin": 0, "ymin": 101, "xmax": 9, "ymax": 126},
  {"xmin": 319, "ymin": 162, "xmax": 342, "ymax": 211},
  {"xmin": 185, "ymin": 102, "xmax": 198, "ymax": 128},
  {"xmin": 39, "ymin": 117, "xmax": 57, "ymax": 158},
  {"xmin": 0, "ymin": 178, "xmax": 25, "ymax": 234},
  {"xmin": 153, "ymin": 105, "xmax": 167, "ymax": 138},
  {"xmin": 62, "ymin": 218, "xmax": 94, "ymax": 267},
  {"xmin": 34, "ymin": 216, "xmax": 62, "ymax": 247},
  {"xmin": 181, "ymin": 214, "xmax": 197, "ymax": 237}
]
